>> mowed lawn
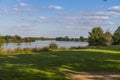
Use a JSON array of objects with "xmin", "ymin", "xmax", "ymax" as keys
[{"xmin": 0, "ymin": 45, "xmax": 120, "ymax": 80}]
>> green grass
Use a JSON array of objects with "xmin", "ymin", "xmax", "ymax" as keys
[
  {"xmin": 96, "ymin": 45, "xmax": 120, "ymax": 51},
  {"xmin": 0, "ymin": 45, "xmax": 120, "ymax": 80}
]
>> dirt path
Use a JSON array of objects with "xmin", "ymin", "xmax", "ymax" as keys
[{"xmin": 63, "ymin": 71, "xmax": 120, "ymax": 80}]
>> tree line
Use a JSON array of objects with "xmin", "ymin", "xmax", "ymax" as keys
[
  {"xmin": 88, "ymin": 26, "xmax": 120, "ymax": 46},
  {"xmin": 0, "ymin": 35, "xmax": 56, "ymax": 47},
  {"xmin": 56, "ymin": 36, "xmax": 87, "ymax": 42},
  {"xmin": 2, "ymin": 35, "xmax": 36, "ymax": 43}
]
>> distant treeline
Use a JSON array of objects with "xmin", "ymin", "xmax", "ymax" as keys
[
  {"xmin": 0, "ymin": 35, "xmax": 88, "ymax": 43},
  {"xmin": 1, "ymin": 35, "xmax": 55, "ymax": 43},
  {"xmin": 56, "ymin": 36, "xmax": 88, "ymax": 42},
  {"xmin": 2, "ymin": 35, "xmax": 35, "ymax": 43}
]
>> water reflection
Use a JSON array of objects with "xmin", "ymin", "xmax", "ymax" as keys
[{"xmin": 2, "ymin": 40, "xmax": 88, "ymax": 49}]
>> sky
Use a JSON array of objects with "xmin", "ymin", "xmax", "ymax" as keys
[{"xmin": 0, "ymin": 0, "xmax": 120, "ymax": 38}]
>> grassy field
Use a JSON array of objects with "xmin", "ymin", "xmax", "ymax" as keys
[{"xmin": 0, "ymin": 45, "xmax": 120, "ymax": 80}]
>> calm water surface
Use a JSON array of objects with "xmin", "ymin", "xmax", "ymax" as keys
[{"xmin": 2, "ymin": 40, "xmax": 88, "ymax": 49}]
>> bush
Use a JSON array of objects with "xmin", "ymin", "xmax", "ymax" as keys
[
  {"xmin": 40, "ymin": 46, "xmax": 50, "ymax": 52},
  {"xmin": 32, "ymin": 48, "xmax": 40, "ymax": 52},
  {"xmin": 13, "ymin": 48, "xmax": 32, "ymax": 54},
  {"xmin": 49, "ymin": 42, "xmax": 58, "ymax": 49},
  {"xmin": 23, "ymin": 48, "xmax": 32, "ymax": 53}
]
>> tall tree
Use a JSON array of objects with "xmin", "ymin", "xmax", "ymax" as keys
[
  {"xmin": 105, "ymin": 31, "xmax": 112, "ymax": 43},
  {"xmin": 88, "ymin": 27, "xmax": 106, "ymax": 46},
  {"xmin": 112, "ymin": 26, "xmax": 120, "ymax": 45}
]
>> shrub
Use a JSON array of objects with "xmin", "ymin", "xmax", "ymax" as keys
[
  {"xmin": 23, "ymin": 48, "xmax": 32, "ymax": 53},
  {"xmin": 40, "ymin": 46, "xmax": 50, "ymax": 51},
  {"xmin": 32, "ymin": 48, "xmax": 41, "ymax": 52},
  {"xmin": 14, "ymin": 48, "xmax": 24, "ymax": 53},
  {"xmin": 49, "ymin": 42, "xmax": 58, "ymax": 49}
]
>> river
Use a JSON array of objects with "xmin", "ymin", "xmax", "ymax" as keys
[{"xmin": 2, "ymin": 40, "xmax": 88, "ymax": 49}]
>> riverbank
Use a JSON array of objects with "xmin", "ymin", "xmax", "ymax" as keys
[
  {"xmin": 1, "ymin": 44, "xmax": 120, "ymax": 55},
  {"xmin": 0, "ymin": 45, "xmax": 120, "ymax": 80}
]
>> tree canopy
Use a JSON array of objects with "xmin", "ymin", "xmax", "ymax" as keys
[
  {"xmin": 112, "ymin": 26, "xmax": 120, "ymax": 45},
  {"xmin": 88, "ymin": 27, "xmax": 106, "ymax": 46},
  {"xmin": 105, "ymin": 31, "xmax": 112, "ymax": 43}
]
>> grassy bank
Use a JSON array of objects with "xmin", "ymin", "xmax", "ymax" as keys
[{"xmin": 0, "ymin": 45, "xmax": 120, "ymax": 80}]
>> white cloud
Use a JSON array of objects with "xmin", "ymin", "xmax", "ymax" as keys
[
  {"xmin": 0, "ymin": 4, "xmax": 118, "ymax": 33},
  {"xmin": 48, "ymin": 5, "xmax": 64, "ymax": 10},
  {"xmin": 55, "ymin": 5, "xmax": 120, "ymax": 28},
  {"xmin": 12, "ymin": 3, "xmax": 35, "ymax": 13},
  {"xmin": 98, "ymin": 11, "xmax": 120, "ymax": 18},
  {"xmin": 108, "ymin": 6, "xmax": 120, "ymax": 11},
  {"xmin": 84, "ymin": 16, "xmax": 110, "ymax": 20},
  {"xmin": 1, "ymin": 8, "xmax": 8, "ymax": 13},
  {"xmin": 14, "ymin": 5, "xmax": 119, "ymax": 31},
  {"xmin": 12, "ymin": 7, "xmax": 21, "ymax": 12},
  {"xmin": 20, "ymin": 3, "xmax": 29, "ymax": 7},
  {"xmin": 39, "ymin": 16, "xmax": 46, "ymax": 20},
  {"xmin": 104, "ymin": 21, "xmax": 114, "ymax": 25}
]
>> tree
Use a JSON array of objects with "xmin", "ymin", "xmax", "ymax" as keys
[
  {"xmin": 105, "ymin": 31, "xmax": 112, "ymax": 43},
  {"xmin": 80, "ymin": 36, "xmax": 84, "ymax": 42},
  {"xmin": 14, "ymin": 35, "xmax": 21, "ymax": 40},
  {"xmin": 112, "ymin": 26, "xmax": 120, "ymax": 45},
  {"xmin": 0, "ymin": 34, "xmax": 4, "ymax": 47},
  {"xmin": 88, "ymin": 27, "xmax": 106, "ymax": 46},
  {"xmin": 64, "ymin": 36, "xmax": 69, "ymax": 41}
]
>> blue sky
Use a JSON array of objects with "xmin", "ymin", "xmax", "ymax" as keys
[{"xmin": 0, "ymin": 0, "xmax": 120, "ymax": 38}]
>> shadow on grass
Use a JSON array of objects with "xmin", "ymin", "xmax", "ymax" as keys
[
  {"xmin": 95, "ymin": 45, "xmax": 120, "ymax": 51},
  {"xmin": 0, "ymin": 50, "xmax": 120, "ymax": 80}
]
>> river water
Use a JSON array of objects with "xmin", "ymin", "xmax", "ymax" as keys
[{"xmin": 2, "ymin": 40, "xmax": 88, "ymax": 49}]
